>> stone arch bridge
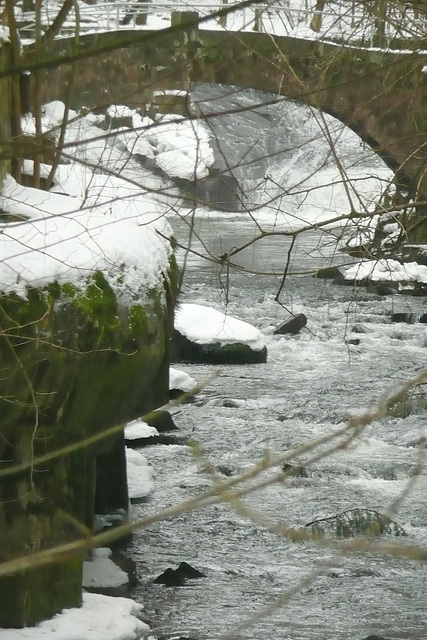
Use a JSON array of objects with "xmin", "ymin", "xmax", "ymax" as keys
[{"xmin": 31, "ymin": 12, "xmax": 427, "ymax": 228}]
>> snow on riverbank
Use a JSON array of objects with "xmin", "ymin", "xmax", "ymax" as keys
[
  {"xmin": 0, "ymin": 56, "xmax": 424, "ymax": 639},
  {"xmin": 117, "ymin": 112, "xmax": 214, "ymax": 180},
  {"xmin": 0, "ymin": 174, "xmax": 171, "ymax": 301},
  {"xmin": 0, "ymin": 593, "xmax": 149, "ymax": 640},
  {"xmin": 0, "ymin": 101, "xmax": 176, "ymax": 302},
  {"xmin": 343, "ymin": 258, "xmax": 427, "ymax": 284}
]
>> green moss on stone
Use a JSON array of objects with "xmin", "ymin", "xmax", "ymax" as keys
[
  {"xmin": 59, "ymin": 272, "xmax": 122, "ymax": 349},
  {"xmin": 129, "ymin": 304, "xmax": 148, "ymax": 334}
]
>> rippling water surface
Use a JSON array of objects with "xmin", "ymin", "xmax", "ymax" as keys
[{"xmin": 127, "ymin": 216, "xmax": 427, "ymax": 640}]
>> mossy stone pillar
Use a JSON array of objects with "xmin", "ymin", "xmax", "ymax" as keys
[{"xmin": 0, "ymin": 269, "xmax": 176, "ymax": 627}]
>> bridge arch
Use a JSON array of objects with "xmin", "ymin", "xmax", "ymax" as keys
[{"xmin": 33, "ymin": 18, "xmax": 427, "ymax": 219}]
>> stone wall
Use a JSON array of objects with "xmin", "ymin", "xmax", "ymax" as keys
[{"xmin": 0, "ymin": 263, "xmax": 178, "ymax": 627}]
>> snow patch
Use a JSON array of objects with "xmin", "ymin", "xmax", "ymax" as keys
[
  {"xmin": 124, "ymin": 419, "xmax": 159, "ymax": 441},
  {"xmin": 126, "ymin": 447, "xmax": 155, "ymax": 499},
  {"xmin": 83, "ymin": 548, "xmax": 129, "ymax": 589},
  {"xmin": 343, "ymin": 259, "xmax": 427, "ymax": 284},
  {"xmin": 107, "ymin": 104, "xmax": 137, "ymax": 119},
  {"xmin": 0, "ymin": 26, "xmax": 10, "ymax": 41}
]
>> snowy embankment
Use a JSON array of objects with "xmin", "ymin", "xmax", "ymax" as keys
[
  {"xmin": 338, "ymin": 258, "xmax": 427, "ymax": 296},
  {"xmin": 0, "ymin": 594, "xmax": 149, "ymax": 640},
  {"xmin": 0, "ymin": 98, "xmax": 217, "ymax": 299},
  {"xmin": 0, "ymin": 102, "xmax": 176, "ymax": 301},
  {"xmin": 113, "ymin": 106, "xmax": 214, "ymax": 180},
  {"xmin": 343, "ymin": 259, "xmax": 427, "ymax": 286}
]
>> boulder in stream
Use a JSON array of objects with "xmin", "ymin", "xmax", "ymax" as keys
[
  {"xmin": 391, "ymin": 312, "xmax": 427, "ymax": 324},
  {"xmin": 153, "ymin": 563, "xmax": 206, "ymax": 586},
  {"xmin": 173, "ymin": 303, "xmax": 267, "ymax": 364},
  {"xmin": 169, "ymin": 366, "xmax": 198, "ymax": 399},
  {"xmin": 313, "ymin": 266, "xmax": 345, "ymax": 283},
  {"xmin": 274, "ymin": 313, "xmax": 307, "ymax": 335}
]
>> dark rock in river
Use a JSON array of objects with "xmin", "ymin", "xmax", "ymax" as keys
[
  {"xmin": 176, "ymin": 562, "xmax": 206, "ymax": 579},
  {"xmin": 401, "ymin": 243, "xmax": 427, "ymax": 266},
  {"xmin": 314, "ymin": 266, "xmax": 345, "ymax": 283},
  {"xmin": 282, "ymin": 463, "xmax": 308, "ymax": 478},
  {"xmin": 392, "ymin": 312, "xmax": 427, "ymax": 324},
  {"xmin": 338, "ymin": 268, "xmax": 427, "ymax": 297},
  {"xmin": 125, "ymin": 411, "xmax": 187, "ymax": 447},
  {"xmin": 351, "ymin": 325, "xmax": 367, "ymax": 333},
  {"xmin": 366, "ymin": 282, "xmax": 398, "ymax": 296},
  {"xmin": 392, "ymin": 312, "xmax": 417, "ymax": 324},
  {"xmin": 274, "ymin": 313, "xmax": 307, "ymax": 335},
  {"xmin": 169, "ymin": 387, "xmax": 196, "ymax": 401},
  {"xmin": 145, "ymin": 410, "xmax": 178, "ymax": 433},
  {"xmin": 125, "ymin": 410, "xmax": 184, "ymax": 446},
  {"xmin": 172, "ymin": 329, "xmax": 267, "ymax": 364},
  {"xmin": 153, "ymin": 568, "xmax": 186, "ymax": 586},
  {"xmin": 403, "ymin": 281, "xmax": 427, "ymax": 296},
  {"xmin": 127, "ymin": 433, "xmax": 187, "ymax": 448},
  {"xmin": 361, "ymin": 636, "xmax": 392, "ymax": 640},
  {"xmin": 216, "ymin": 464, "xmax": 233, "ymax": 476},
  {"xmin": 153, "ymin": 563, "xmax": 205, "ymax": 586}
]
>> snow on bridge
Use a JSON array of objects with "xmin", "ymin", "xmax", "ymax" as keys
[{"xmin": 16, "ymin": 0, "xmax": 427, "ymax": 48}]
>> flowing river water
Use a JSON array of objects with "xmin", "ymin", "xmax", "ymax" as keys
[{"xmin": 126, "ymin": 213, "xmax": 427, "ymax": 640}]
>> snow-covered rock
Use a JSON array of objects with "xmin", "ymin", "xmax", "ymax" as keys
[
  {"xmin": 169, "ymin": 367, "xmax": 197, "ymax": 393},
  {"xmin": 124, "ymin": 419, "xmax": 159, "ymax": 441},
  {"xmin": 341, "ymin": 258, "xmax": 427, "ymax": 295},
  {"xmin": 173, "ymin": 303, "xmax": 267, "ymax": 364}
]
